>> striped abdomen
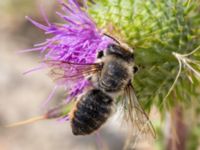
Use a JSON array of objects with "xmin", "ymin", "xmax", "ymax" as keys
[{"xmin": 70, "ymin": 89, "xmax": 113, "ymax": 135}]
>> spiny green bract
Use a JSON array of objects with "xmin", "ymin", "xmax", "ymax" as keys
[{"xmin": 88, "ymin": 0, "xmax": 200, "ymax": 112}]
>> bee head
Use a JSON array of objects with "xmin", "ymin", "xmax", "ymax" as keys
[{"xmin": 106, "ymin": 44, "xmax": 134, "ymax": 62}]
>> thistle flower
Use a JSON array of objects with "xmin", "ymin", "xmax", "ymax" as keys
[{"xmin": 25, "ymin": 0, "xmax": 112, "ymax": 102}]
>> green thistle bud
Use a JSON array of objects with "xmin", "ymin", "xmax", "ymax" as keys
[{"xmin": 88, "ymin": 0, "xmax": 200, "ymax": 112}]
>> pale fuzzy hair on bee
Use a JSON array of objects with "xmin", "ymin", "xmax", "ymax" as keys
[
  {"xmin": 103, "ymin": 33, "xmax": 134, "ymax": 53},
  {"xmin": 68, "ymin": 100, "xmax": 79, "ymax": 120},
  {"xmin": 92, "ymin": 54, "xmax": 134, "ymax": 99},
  {"xmin": 120, "ymin": 42, "xmax": 134, "ymax": 53},
  {"xmin": 68, "ymin": 87, "xmax": 94, "ymax": 120}
]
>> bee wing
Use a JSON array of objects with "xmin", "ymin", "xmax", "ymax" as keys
[
  {"xmin": 121, "ymin": 84, "xmax": 156, "ymax": 147},
  {"xmin": 44, "ymin": 60, "xmax": 102, "ymax": 83}
]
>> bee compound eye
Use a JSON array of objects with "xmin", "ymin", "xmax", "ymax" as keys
[
  {"xmin": 133, "ymin": 66, "xmax": 138, "ymax": 73},
  {"xmin": 97, "ymin": 51, "xmax": 104, "ymax": 58}
]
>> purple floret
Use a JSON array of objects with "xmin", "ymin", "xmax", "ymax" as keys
[{"xmin": 25, "ymin": 0, "xmax": 112, "ymax": 103}]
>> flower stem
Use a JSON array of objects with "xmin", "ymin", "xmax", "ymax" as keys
[{"xmin": 165, "ymin": 105, "xmax": 188, "ymax": 150}]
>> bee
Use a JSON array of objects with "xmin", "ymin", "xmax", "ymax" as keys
[{"xmin": 47, "ymin": 35, "xmax": 156, "ymax": 144}]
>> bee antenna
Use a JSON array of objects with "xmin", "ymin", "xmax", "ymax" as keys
[{"xmin": 103, "ymin": 33, "xmax": 120, "ymax": 45}]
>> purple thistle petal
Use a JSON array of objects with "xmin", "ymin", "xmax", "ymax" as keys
[
  {"xmin": 17, "ymin": 47, "xmax": 42, "ymax": 53},
  {"xmin": 25, "ymin": 16, "xmax": 49, "ymax": 31},
  {"xmin": 27, "ymin": 0, "xmax": 113, "ymax": 104},
  {"xmin": 41, "ymin": 85, "xmax": 58, "ymax": 107},
  {"xmin": 23, "ymin": 65, "xmax": 46, "ymax": 75},
  {"xmin": 40, "ymin": 5, "xmax": 51, "ymax": 26},
  {"xmin": 57, "ymin": 115, "xmax": 70, "ymax": 123}
]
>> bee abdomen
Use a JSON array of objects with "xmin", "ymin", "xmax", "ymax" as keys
[{"xmin": 71, "ymin": 89, "xmax": 113, "ymax": 135}]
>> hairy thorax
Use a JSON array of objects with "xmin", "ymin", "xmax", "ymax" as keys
[{"xmin": 98, "ymin": 56, "xmax": 133, "ymax": 93}]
